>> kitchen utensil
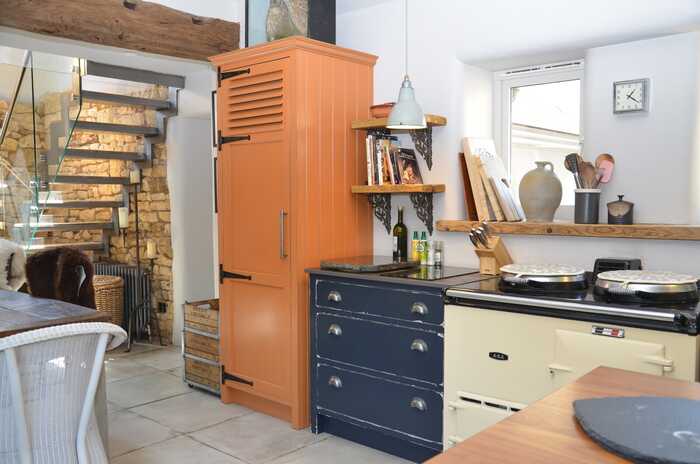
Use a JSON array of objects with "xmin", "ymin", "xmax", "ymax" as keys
[
  {"xmin": 476, "ymin": 226, "xmax": 489, "ymax": 240},
  {"xmin": 596, "ymin": 159, "xmax": 614, "ymax": 184},
  {"xmin": 607, "ymin": 195, "xmax": 634, "ymax": 224},
  {"xmin": 595, "ymin": 154, "xmax": 615, "ymax": 184},
  {"xmin": 468, "ymin": 231, "xmax": 480, "ymax": 248},
  {"xmin": 474, "ymin": 229, "xmax": 490, "ymax": 248},
  {"xmin": 580, "ymin": 162, "xmax": 597, "ymax": 188},
  {"xmin": 574, "ymin": 189, "xmax": 601, "ymax": 224},
  {"xmin": 564, "ymin": 153, "xmax": 582, "ymax": 188},
  {"xmin": 480, "ymin": 221, "xmax": 491, "ymax": 237}
]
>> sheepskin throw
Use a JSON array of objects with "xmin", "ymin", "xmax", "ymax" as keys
[
  {"xmin": 26, "ymin": 247, "xmax": 96, "ymax": 309},
  {"xmin": 0, "ymin": 238, "xmax": 26, "ymax": 291}
]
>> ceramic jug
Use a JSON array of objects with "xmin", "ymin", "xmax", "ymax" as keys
[{"xmin": 518, "ymin": 161, "xmax": 562, "ymax": 222}]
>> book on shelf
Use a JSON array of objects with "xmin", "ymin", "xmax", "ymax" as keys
[
  {"xmin": 396, "ymin": 148, "xmax": 423, "ymax": 185},
  {"xmin": 462, "ymin": 137, "xmax": 523, "ymax": 222},
  {"xmin": 365, "ymin": 134, "xmax": 403, "ymax": 185}
]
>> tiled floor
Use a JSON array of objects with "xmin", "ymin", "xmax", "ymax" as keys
[{"xmin": 105, "ymin": 343, "xmax": 410, "ymax": 463}]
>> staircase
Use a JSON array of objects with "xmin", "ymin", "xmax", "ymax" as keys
[{"xmin": 15, "ymin": 60, "xmax": 184, "ymax": 255}]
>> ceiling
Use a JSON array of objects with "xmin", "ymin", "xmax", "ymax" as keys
[{"xmin": 337, "ymin": 0, "xmax": 700, "ymax": 64}]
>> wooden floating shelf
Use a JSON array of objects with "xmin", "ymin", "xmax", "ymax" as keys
[
  {"xmin": 351, "ymin": 184, "xmax": 446, "ymax": 194},
  {"xmin": 436, "ymin": 220, "xmax": 700, "ymax": 241},
  {"xmin": 351, "ymin": 114, "xmax": 447, "ymax": 130}
]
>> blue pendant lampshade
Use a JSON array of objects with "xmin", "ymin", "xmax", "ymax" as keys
[{"xmin": 386, "ymin": 75, "xmax": 426, "ymax": 129}]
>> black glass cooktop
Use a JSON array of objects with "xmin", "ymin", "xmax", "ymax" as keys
[{"xmin": 381, "ymin": 266, "xmax": 476, "ymax": 281}]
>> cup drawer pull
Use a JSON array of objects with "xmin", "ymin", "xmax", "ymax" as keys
[
  {"xmin": 328, "ymin": 376, "xmax": 343, "ymax": 389},
  {"xmin": 410, "ymin": 339, "xmax": 429, "ymax": 353},
  {"xmin": 410, "ymin": 397, "xmax": 428, "ymax": 412},
  {"xmin": 327, "ymin": 291, "xmax": 342, "ymax": 302},
  {"xmin": 411, "ymin": 302, "xmax": 428, "ymax": 316},
  {"xmin": 327, "ymin": 324, "xmax": 342, "ymax": 336}
]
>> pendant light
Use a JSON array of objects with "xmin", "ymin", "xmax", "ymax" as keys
[{"xmin": 386, "ymin": 0, "xmax": 426, "ymax": 130}]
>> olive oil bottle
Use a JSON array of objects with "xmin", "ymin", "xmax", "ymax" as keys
[{"xmin": 392, "ymin": 207, "xmax": 408, "ymax": 261}]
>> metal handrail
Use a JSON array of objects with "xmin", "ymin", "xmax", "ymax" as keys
[{"xmin": 0, "ymin": 50, "xmax": 31, "ymax": 147}]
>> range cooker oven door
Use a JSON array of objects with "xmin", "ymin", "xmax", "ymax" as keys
[
  {"xmin": 549, "ymin": 329, "xmax": 671, "ymax": 390},
  {"xmin": 443, "ymin": 304, "xmax": 690, "ymax": 449}
]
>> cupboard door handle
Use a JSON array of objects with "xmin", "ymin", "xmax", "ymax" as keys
[
  {"xmin": 279, "ymin": 209, "xmax": 288, "ymax": 259},
  {"xmin": 327, "ymin": 324, "xmax": 342, "ymax": 336},
  {"xmin": 411, "ymin": 339, "xmax": 428, "ymax": 353},
  {"xmin": 328, "ymin": 376, "xmax": 342, "ymax": 389},
  {"xmin": 327, "ymin": 291, "xmax": 342, "ymax": 302},
  {"xmin": 410, "ymin": 397, "xmax": 428, "ymax": 412},
  {"xmin": 411, "ymin": 302, "xmax": 428, "ymax": 316}
]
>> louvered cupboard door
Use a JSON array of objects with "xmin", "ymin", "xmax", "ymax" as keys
[{"xmin": 217, "ymin": 58, "xmax": 292, "ymax": 404}]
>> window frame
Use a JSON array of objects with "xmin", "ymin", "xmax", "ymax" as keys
[{"xmin": 494, "ymin": 63, "xmax": 585, "ymax": 180}]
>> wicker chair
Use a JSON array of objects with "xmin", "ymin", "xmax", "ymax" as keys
[{"xmin": 0, "ymin": 323, "xmax": 126, "ymax": 463}]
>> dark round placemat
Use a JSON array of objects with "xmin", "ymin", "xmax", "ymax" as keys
[{"xmin": 574, "ymin": 397, "xmax": 700, "ymax": 464}]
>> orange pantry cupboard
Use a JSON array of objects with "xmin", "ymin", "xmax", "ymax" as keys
[{"xmin": 210, "ymin": 37, "xmax": 376, "ymax": 428}]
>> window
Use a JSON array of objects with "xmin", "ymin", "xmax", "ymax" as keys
[{"xmin": 496, "ymin": 63, "xmax": 584, "ymax": 209}]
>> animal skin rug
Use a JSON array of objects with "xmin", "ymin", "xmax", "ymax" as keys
[{"xmin": 0, "ymin": 238, "xmax": 26, "ymax": 291}]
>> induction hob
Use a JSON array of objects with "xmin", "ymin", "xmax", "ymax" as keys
[
  {"xmin": 445, "ymin": 276, "xmax": 700, "ymax": 335},
  {"xmin": 381, "ymin": 266, "xmax": 477, "ymax": 281}
]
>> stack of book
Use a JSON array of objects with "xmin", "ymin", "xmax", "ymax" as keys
[
  {"xmin": 365, "ymin": 134, "xmax": 424, "ymax": 186},
  {"xmin": 460, "ymin": 137, "xmax": 524, "ymax": 222}
]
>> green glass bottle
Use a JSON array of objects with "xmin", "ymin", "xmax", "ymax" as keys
[
  {"xmin": 419, "ymin": 231, "xmax": 428, "ymax": 265},
  {"xmin": 392, "ymin": 207, "xmax": 408, "ymax": 261}
]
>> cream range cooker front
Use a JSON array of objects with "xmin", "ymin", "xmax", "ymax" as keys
[{"xmin": 442, "ymin": 283, "xmax": 700, "ymax": 449}]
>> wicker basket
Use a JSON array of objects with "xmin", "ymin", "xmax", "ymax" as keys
[{"xmin": 93, "ymin": 275, "xmax": 124, "ymax": 327}]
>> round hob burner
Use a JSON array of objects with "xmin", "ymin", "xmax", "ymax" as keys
[
  {"xmin": 499, "ymin": 264, "xmax": 589, "ymax": 292},
  {"xmin": 595, "ymin": 270, "xmax": 700, "ymax": 304}
]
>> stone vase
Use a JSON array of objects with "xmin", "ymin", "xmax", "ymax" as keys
[{"xmin": 518, "ymin": 161, "xmax": 562, "ymax": 222}]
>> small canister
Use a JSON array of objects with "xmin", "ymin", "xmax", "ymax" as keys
[{"xmin": 607, "ymin": 195, "xmax": 634, "ymax": 225}]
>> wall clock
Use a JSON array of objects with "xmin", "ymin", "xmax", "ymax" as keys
[{"xmin": 613, "ymin": 79, "xmax": 649, "ymax": 113}]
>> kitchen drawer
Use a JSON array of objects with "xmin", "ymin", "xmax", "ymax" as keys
[
  {"xmin": 316, "ymin": 313, "xmax": 442, "ymax": 384},
  {"xmin": 314, "ymin": 279, "xmax": 443, "ymax": 325},
  {"xmin": 316, "ymin": 364, "xmax": 442, "ymax": 444}
]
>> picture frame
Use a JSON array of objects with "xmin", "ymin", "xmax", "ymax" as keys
[{"xmin": 245, "ymin": 0, "xmax": 336, "ymax": 48}]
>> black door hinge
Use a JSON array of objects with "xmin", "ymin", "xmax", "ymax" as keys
[
  {"xmin": 217, "ymin": 130, "xmax": 250, "ymax": 149},
  {"xmin": 221, "ymin": 365, "xmax": 254, "ymax": 386},
  {"xmin": 219, "ymin": 264, "xmax": 252, "ymax": 284},
  {"xmin": 218, "ymin": 67, "xmax": 251, "ymax": 86}
]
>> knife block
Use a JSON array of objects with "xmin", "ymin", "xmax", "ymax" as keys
[{"xmin": 473, "ymin": 236, "xmax": 513, "ymax": 275}]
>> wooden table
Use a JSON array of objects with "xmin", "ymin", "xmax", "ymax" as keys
[
  {"xmin": 0, "ymin": 290, "xmax": 109, "ymax": 337},
  {"xmin": 428, "ymin": 367, "xmax": 700, "ymax": 463}
]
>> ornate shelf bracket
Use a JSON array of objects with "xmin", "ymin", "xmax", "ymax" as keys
[
  {"xmin": 409, "ymin": 192, "xmax": 434, "ymax": 235},
  {"xmin": 409, "ymin": 126, "xmax": 433, "ymax": 170},
  {"xmin": 368, "ymin": 193, "xmax": 392, "ymax": 233}
]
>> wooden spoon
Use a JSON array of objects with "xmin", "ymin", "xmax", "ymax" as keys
[{"xmin": 580, "ymin": 162, "xmax": 597, "ymax": 189}]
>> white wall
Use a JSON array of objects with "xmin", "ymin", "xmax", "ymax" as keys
[
  {"xmin": 584, "ymin": 32, "xmax": 700, "ymax": 224},
  {"xmin": 338, "ymin": 1, "xmax": 700, "ymax": 274},
  {"xmin": 167, "ymin": 117, "xmax": 216, "ymax": 345}
]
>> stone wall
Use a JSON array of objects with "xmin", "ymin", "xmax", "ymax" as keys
[{"xmin": 0, "ymin": 90, "xmax": 175, "ymax": 342}]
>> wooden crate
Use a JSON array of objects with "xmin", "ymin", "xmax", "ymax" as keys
[
  {"xmin": 184, "ymin": 329, "xmax": 219, "ymax": 362},
  {"xmin": 185, "ymin": 355, "xmax": 220, "ymax": 394},
  {"xmin": 184, "ymin": 299, "xmax": 219, "ymax": 335}
]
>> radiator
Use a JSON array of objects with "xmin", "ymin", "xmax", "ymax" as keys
[{"xmin": 94, "ymin": 262, "xmax": 151, "ymax": 336}]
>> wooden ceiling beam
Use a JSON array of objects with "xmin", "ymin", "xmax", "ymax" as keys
[{"xmin": 0, "ymin": 0, "xmax": 240, "ymax": 61}]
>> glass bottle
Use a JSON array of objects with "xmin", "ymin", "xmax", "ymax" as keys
[{"xmin": 392, "ymin": 207, "xmax": 408, "ymax": 261}]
